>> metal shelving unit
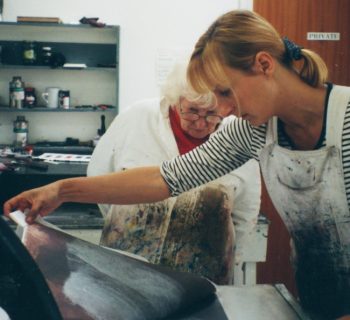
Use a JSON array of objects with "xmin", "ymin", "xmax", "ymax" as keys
[{"xmin": 0, "ymin": 22, "xmax": 120, "ymax": 144}]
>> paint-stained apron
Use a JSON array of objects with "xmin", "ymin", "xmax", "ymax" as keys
[{"xmin": 259, "ymin": 85, "xmax": 350, "ymax": 319}]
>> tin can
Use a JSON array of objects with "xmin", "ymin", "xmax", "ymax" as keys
[{"xmin": 59, "ymin": 90, "xmax": 70, "ymax": 109}]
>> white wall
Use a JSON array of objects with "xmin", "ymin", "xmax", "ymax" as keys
[{"xmin": 2, "ymin": 0, "xmax": 253, "ymax": 142}]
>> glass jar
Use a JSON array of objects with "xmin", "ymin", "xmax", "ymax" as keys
[
  {"xmin": 58, "ymin": 89, "xmax": 70, "ymax": 109},
  {"xmin": 24, "ymin": 87, "xmax": 37, "ymax": 108},
  {"xmin": 13, "ymin": 115, "xmax": 28, "ymax": 147},
  {"xmin": 9, "ymin": 76, "xmax": 25, "ymax": 108}
]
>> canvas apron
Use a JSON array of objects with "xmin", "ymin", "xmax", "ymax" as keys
[{"xmin": 259, "ymin": 85, "xmax": 350, "ymax": 319}]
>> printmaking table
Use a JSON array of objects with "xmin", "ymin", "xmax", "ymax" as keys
[
  {"xmin": 176, "ymin": 284, "xmax": 311, "ymax": 320},
  {"xmin": 1, "ymin": 212, "xmax": 313, "ymax": 320},
  {"xmin": 218, "ymin": 284, "xmax": 310, "ymax": 319}
]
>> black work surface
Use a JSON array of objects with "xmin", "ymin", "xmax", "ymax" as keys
[
  {"xmin": 44, "ymin": 203, "xmax": 103, "ymax": 229},
  {"xmin": 0, "ymin": 160, "xmax": 90, "ymax": 216},
  {"xmin": 0, "ymin": 158, "xmax": 88, "ymax": 176}
]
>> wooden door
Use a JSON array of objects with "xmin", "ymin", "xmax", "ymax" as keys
[
  {"xmin": 254, "ymin": 0, "xmax": 350, "ymax": 86},
  {"xmin": 254, "ymin": 0, "xmax": 350, "ymax": 297}
]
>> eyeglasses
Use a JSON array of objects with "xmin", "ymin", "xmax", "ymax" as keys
[{"xmin": 179, "ymin": 103, "xmax": 223, "ymax": 125}]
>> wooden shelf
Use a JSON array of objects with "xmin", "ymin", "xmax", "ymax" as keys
[{"xmin": 0, "ymin": 64, "xmax": 116, "ymax": 71}]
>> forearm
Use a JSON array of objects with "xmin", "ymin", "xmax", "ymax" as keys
[
  {"xmin": 58, "ymin": 166, "xmax": 171, "ymax": 205},
  {"xmin": 3, "ymin": 166, "xmax": 171, "ymax": 221}
]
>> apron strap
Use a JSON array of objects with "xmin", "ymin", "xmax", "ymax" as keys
[
  {"xmin": 265, "ymin": 116, "xmax": 278, "ymax": 145},
  {"xmin": 326, "ymin": 85, "xmax": 350, "ymax": 156}
]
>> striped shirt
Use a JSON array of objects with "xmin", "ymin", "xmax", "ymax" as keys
[{"xmin": 161, "ymin": 87, "xmax": 350, "ymax": 207}]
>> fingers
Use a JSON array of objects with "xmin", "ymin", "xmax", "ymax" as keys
[
  {"xmin": 3, "ymin": 184, "xmax": 61, "ymax": 224},
  {"xmin": 3, "ymin": 191, "xmax": 42, "ymax": 224},
  {"xmin": 25, "ymin": 209, "xmax": 39, "ymax": 224},
  {"xmin": 3, "ymin": 195, "xmax": 30, "ymax": 216},
  {"xmin": 26, "ymin": 202, "xmax": 45, "ymax": 224},
  {"xmin": 4, "ymin": 196, "xmax": 44, "ymax": 224}
]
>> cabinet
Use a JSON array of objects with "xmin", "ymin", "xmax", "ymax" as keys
[{"xmin": 0, "ymin": 22, "xmax": 119, "ymax": 145}]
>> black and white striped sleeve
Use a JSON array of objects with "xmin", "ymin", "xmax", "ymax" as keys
[
  {"xmin": 342, "ymin": 102, "xmax": 350, "ymax": 206},
  {"xmin": 160, "ymin": 118, "xmax": 257, "ymax": 196}
]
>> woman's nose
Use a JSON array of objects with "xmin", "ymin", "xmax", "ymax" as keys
[
  {"xmin": 216, "ymin": 96, "xmax": 237, "ymax": 116},
  {"xmin": 194, "ymin": 117, "xmax": 208, "ymax": 129},
  {"xmin": 220, "ymin": 102, "xmax": 237, "ymax": 116},
  {"xmin": 231, "ymin": 106, "xmax": 239, "ymax": 117}
]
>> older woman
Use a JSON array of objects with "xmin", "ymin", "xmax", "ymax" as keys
[{"xmin": 87, "ymin": 61, "xmax": 261, "ymax": 284}]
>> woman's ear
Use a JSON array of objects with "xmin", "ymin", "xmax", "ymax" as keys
[{"xmin": 253, "ymin": 51, "xmax": 274, "ymax": 76}]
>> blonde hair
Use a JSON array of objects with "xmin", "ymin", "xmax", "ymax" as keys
[{"xmin": 188, "ymin": 10, "xmax": 328, "ymax": 93}]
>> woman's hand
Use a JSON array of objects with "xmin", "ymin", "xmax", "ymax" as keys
[
  {"xmin": 3, "ymin": 182, "xmax": 62, "ymax": 224},
  {"xmin": 337, "ymin": 316, "xmax": 350, "ymax": 320},
  {"xmin": 3, "ymin": 166, "xmax": 170, "ymax": 224}
]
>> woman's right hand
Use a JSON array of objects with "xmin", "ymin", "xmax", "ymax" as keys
[{"xmin": 3, "ymin": 182, "xmax": 62, "ymax": 224}]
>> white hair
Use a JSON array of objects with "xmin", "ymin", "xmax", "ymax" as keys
[{"xmin": 160, "ymin": 59, "xmax": 215, "ymax": 108}]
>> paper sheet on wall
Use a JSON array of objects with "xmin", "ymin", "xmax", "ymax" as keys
[{"xmin": 156, "ymin": 48, "xmax": 191, "ymax": 87}]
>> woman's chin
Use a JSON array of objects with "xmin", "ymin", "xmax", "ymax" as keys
[
  {"xmin": 188, "ymin": 131, "xmax": 210, "ymax": 139},
  {"xmin": 242, "ymin": 116, "xmax": 264, "ymax": 127}
]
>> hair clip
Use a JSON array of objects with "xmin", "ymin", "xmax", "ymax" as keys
[{"xmin": 282, "ymin": 37, "xmax": 302, "ymax": 61}]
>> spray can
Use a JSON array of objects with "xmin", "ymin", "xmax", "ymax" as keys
[
  {"xmin": 13, "ymin": 115, "xmax": 28, "ymax": 147},
  {"xmin": 9, "ymin": 76, "xmax": 25, "ymax": 108}
]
